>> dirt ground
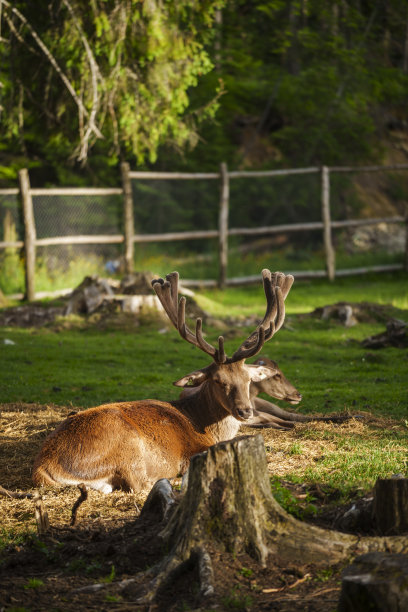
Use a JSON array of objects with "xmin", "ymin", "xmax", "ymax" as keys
[
  {"xmin": 1, "ymin": 521, "xmax": 345, "ymax": 612},
  {"xmin": 2, "ymin": 401, "xmax": 403, "ymax": 612}
]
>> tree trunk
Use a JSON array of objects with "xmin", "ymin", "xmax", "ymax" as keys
[{"xmin": 134, "ymin": 435, "xmax": 408, "ymax": 605}]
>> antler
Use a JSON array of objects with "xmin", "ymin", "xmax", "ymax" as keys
[
  {"xmin": 152, "ymin": 272, "xmax": 227, "ymax": 363},
  {"xmin": 152, "ymin": 269, "xmax": 294, "ymax": 365},
  {"xmin": 229, "ymin": 269, "xmax": 294, "ymax": 362}
]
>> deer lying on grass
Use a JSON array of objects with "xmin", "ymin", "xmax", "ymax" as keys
[
  {"xmin": 249, "ymin": 356, "xmax": 356, "ymax": 428},
  {"xmin": 32, "ymin": 270, "xmax": 293, "ymax": 519}
]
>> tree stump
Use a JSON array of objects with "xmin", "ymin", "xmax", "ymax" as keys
[
  {"xmin": 133, "ymin": 434, "xmax": 408, "ymax": 605},
  {"xmin": 372, "ymin": 477, "xmax": 408, "ymax": 535},
  {"xmin": 338, "ymin": 552, "xmax": 408, "ymax": 611}
]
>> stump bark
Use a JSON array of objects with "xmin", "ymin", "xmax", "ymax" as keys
[
  {"xmin": 338, "ymin": 552, "xmax": 408, "ymax": 612},
  {"xmin": 135, "ymin": 434, "xmax": 408, "ymax": 605},
  {"xmin": 372, "ymin": 477, "xmax": 408, "ymax": 535}
]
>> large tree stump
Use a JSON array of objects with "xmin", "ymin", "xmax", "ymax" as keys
[
  {"xmin": 133, "ymin": 435, "xmax": 408, "ymax": 605},
  {"xmin": 372, "ymin": 477, "xmax": 408, "ymax": 535},
  {"xmin": 338, "ymin": 552, "xmax": 408, "ymax": 611}
]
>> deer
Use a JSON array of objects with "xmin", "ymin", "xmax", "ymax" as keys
[
  {"xmin": 246, "ymin": 355, "xmax": 355, "ymax": 428},
  {"xmin": 32, "ymin": 269, "xmax": 294, "ymax": 521}
]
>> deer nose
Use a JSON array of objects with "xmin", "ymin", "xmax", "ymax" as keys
[{"xmin": 236, "ymin": 407, "xmax": 252, "ymax": 420}]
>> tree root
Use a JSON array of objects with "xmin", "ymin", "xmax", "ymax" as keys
[
  {"xmin": 69, "ymin": 435, "xmax": 408, "ymax": 606},
  {"xmin": 139, "ymin": 478, "xmax": 176, "ymax": 523},
  {"xmin": 135, "ymin": 434, "xmax": 408, "ymax": 604},
  {"xmin": 134, "ymin": 546, "xmax": 215, "ymax": 605}
]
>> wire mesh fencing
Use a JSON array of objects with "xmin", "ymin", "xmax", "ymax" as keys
[{"xmin": 0, "ymin": 163, "xmax": 407, "ymax": 298}]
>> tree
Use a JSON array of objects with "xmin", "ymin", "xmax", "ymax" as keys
[
  {"xmin": 0, "ymin": 0, "xmax": 224, "ymax": 179},
  {"xmin": 184, "ymin": 0, "xmax": 408, "ymax": 170}
]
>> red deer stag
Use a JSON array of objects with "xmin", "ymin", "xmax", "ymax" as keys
[{"xmin": 32, "ymin": 269, "xmax": 292, "ymax": 519}]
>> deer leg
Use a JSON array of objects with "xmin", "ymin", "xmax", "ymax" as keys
[
  {"xmin": 246, "ymin": 407, "xmax": 295, "ymax": 430},
  {"xmin": 71, "ymin": 483, "xmax": 88, "ymax": 526},
  {"xmin": 253, "ymin": 397, "xmax": 313, "ymax": 423},
  {"xmin": 253, "ymin": 398, "xmax": 361, "ymax": 425}
]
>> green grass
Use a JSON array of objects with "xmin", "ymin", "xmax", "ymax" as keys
[
  {"xmin": 200, "ymin": 270, "xmax": 408, "ymax": 315},
  {"xmin": 1, "ymin": 272, "xmax": 407, "ymax": 506},
  {"xmin": 133, "ymin": 242, "xmax": 404, "ymax": 282},
  {"xmin": 0, "ymin": 272, "xmax": 407, "ymax": 417},
  {"xmin": 286, "ymin": 428, "xmax": 408, "ymax": 498}
]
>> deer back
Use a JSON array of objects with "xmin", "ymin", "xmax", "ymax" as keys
[{"xmin": 32, "ymin": 400, "xmax": 214, "ymax": 494}]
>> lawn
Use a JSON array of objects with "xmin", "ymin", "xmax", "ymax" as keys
[{"xmin": 0, "ymin": 270, "xmax": 407, "ymax": 610}]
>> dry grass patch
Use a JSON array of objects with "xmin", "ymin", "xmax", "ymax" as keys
[{"xmin": 1, "ymin": 403, "xmax": 407, "ymax": 541}]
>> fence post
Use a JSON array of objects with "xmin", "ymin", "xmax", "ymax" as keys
[
  {"xmin": 321, "ymin": 166, "xmax": 335, "ymax": 281},
  {"xmin": 218, "ymin": 162, "xmax": 229, "ymax": 288},
  {"xmin": 121, "ymin": 161, "xmax": 134, "ymax": 274},
  {"xmin": 18, "ymin": 168, "xmax": 36, "ymax": 301}
]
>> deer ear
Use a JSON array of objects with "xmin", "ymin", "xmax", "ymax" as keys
[
  {"xmin": 173, "ymin": 369, "xmax": 209, "ymax": 388},
  {"xmin": 246, "ymin": 364, "xmax": 277, "ymax": 382}
]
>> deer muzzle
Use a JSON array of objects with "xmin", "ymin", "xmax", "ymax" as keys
[{"xmin": 235, "ymin": 406, "xmax": 253, "ymax": 421}]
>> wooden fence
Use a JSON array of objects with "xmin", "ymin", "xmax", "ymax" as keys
[{"xmin": 0, "ymin": 162, "xmax": 407, "ymax": 300}]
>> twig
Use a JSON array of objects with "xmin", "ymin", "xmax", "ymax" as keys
[
  {"xmin": 262, "ymin": 572, "xmax": 311, "ymax": 593},
  {"xmin": 0, "ymin": 484, "xmax": 33, "ymax": 499},
  {"xmin": 2, "ymin": 1, "xmax": 92, "ymax": 128}
]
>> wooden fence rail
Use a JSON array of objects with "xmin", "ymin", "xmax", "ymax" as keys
[{"xmin": 0, "ymin": 162, "xmax": 407, "ymax": 300}]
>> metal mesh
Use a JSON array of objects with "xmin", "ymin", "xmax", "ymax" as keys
[
  {"xmin": 132, "ymin": 178, "xmax": 219, "ymax": 239},
  {"xmin": 33, "ymin": 193, "xmax": 123, "ymax": 238},
  {"xmin": 1, "ymin": 167, "xmax": 406, "ymax": 295},
  {"xmin": 330, "ymin": 169, "xmax": 407, "ymax": 259},
  {"xmin": 32, "ymin": 193, "xmax": 123, "ymax": 276},
  {"xmin": 0, "ymin": 194, "xmax": 25, "ymax": 295},
  {"xmin": 0, "ymin": 194, "xmax": 22, "ymax": 239}
]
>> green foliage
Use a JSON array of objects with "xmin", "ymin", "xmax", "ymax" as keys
[
  {"xmin": 221, "ymin": 585, "xmax": 253, "ymax": 610},
  {"xmin": 185, "ymin": 0, "xmax": 408, "ymax": 171},
  {"xmin": 238, "ymin": 566, "xmax": 254, "ymax": 578},
  {"xmin": 0, "ymin": 527, "xmax": 36, "ymax": 553},
  {"xmin": 1, "ymin": 0, "xmax": 408, "ymax": 185},
  {"xmin": 100, "ymin": 565, "xmax": 116, "ymax": 583},
  {"xmin": 0, "ymin": 0, "xmax": 224, "ymax": 177},
  {"xmin": 270, "ymin": 477, "xmax": 317, "ymax": 519},
  {"xmin": 105, "ymin": 594, "xmax": 122, "ymax": 603},
  {"xmin": 315, "ymin": 568, "xmax": 334, "ymax": 582},
  {"xmin": 23, "ymin": 578, "xmax": 44, "ymax": 590}
]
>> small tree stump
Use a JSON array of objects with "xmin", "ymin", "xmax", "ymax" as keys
[
  {"xmin": 34, "ymin": 492, "xmax": 50, "ymax": 535},
  {"xmin": 338, "ymin": 552, "xmax": 408, "ymax": 611},
  {"xmin": 372, "ymin": 477, "xmax": 408, "ymax": 535}
]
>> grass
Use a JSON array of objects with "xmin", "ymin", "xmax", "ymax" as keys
[{"xmin": 0, "ymin": 270, "xmax": 407, "ymax": 537}]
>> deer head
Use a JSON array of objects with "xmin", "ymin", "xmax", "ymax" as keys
[
  {"xmin": 152, "ymin": 269, "xmax": 294, "ymax": 422},
  {"xmin": 249, "ymin": 357, "xmax": 302, "ymax": 405}
]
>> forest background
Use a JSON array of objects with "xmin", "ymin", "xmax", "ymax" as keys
[{"xmin": 1, "ymin": 0, "xmax": 408, "ymax": 189}]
